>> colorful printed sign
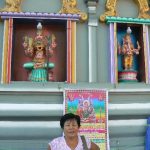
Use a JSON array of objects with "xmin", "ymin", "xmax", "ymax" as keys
[{"xmin": 64, "ymin": 89, "xmax": 109, "ymax": 150}]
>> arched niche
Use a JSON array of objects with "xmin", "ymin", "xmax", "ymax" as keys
[
  {"xmin": 0, "ymin": 12, "xmax": 80, "ymax": 84},
  {"xmin": 107, "ymin": 17, "xmax": 150, "ymax": 84}
]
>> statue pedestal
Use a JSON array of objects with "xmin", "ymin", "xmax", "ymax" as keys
[{"xmin": 118, "ymin": 70, "xmax": 138, "ymax": 82}]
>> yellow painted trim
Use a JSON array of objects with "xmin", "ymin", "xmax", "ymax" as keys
[
  {"xmin": 1, "ymin": 20, "xmax": 9, "ymax": 84},
  {"xmin": 114, "ymin": 23, "xmax": 118, "ymax": 84},
  {"xmin": 143, "ymin": 24, "xmax": 148, "ymax": 83},
  {"xmin": 71, "ymin": 21, "xmax": 76, "ymax": 83}
]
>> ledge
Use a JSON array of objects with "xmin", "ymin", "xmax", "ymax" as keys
[
  {"xmin": 0, "ymin": 104, "xmax": 63, "ymax": 116},
  {"xmin": 0, "ymin": 82, "xmax": 150, "ymax": 93},
  {"xmin": 109, "ymin": 103, "xmax": 150, "ymax": 115},
  {"xmin": 0, "ymin": 121, "xmax": 61, "ymax": 138},
  {"xmin": 0, "ymin": 12, "xmax": 80, "ymax": 21},
  {"xmin": 106, "ymin": 16, "xmax": 150, "ymax": 25}
]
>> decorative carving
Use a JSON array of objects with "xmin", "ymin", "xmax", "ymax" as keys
[
  {"xmin": 100, "ymin": 0, "xmax": 117, "ymax": 22},
  {"xmin": 100, "ymin": 0, "xmax": 150, "ymax": 22},
  {"xmin": 0, "ymin": 0, "xmax": 22, "ymax": 12},
  {"xmin": 59, "ymin": 0, "xmax": 87, "ymax": 21},
  {"xmin": 137, "ymin": 0, "xmax": 150, "ymax": 18}
]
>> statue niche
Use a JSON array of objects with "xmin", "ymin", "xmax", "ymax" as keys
[
  {"xmin": 118, "ymin": 27, "xmax": 141, "ymax": 82},
  {"xmin": 22, "ymin": 22, "xmax": 57, "ymax": 82}
]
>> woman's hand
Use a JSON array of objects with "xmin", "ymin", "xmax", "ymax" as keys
[
  {"xmin": 47, "ymin": 145, "xmax": 51, "ymax": 150},
  {"xmin": 91, "ymin": 142, "xmax": 100, "ymax": 150}
]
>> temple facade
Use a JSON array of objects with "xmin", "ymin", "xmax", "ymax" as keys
[{"xmin": 0, "ymin": 0, "xmax": 150, "ymax": 149}]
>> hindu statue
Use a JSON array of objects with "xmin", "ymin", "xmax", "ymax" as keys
[
  {"xmin": 118, "ymin": 27, "xmax": 140, "ymax": 82},
  {"xmin": 22, "ymin": 22, "xmax": 57, "ymax": 82}
]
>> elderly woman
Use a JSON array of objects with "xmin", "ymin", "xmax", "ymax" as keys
[{"xmin": 48, "ymin": 113, "xmax": 100, "ymax": 150}]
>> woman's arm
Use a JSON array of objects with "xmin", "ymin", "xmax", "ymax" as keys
[
  {"xmin": 91, "ymin": 142, "xmax": 100, "ymax": 150},
  {"xmin": 47, "ymin": 145, "xmax": 51, "ymax": 150}
]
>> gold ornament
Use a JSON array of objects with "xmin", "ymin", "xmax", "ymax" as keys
[
  {"xmin": 0, "ymin": 0, "xmax": 22, "ymax": 12},
  {"xmin": 59, "ymin": 0, "xmax": 87, "ymax": 21},
  {"xmin": 100, "ymin": 0, "xmax": 150, "ymax": 22}
]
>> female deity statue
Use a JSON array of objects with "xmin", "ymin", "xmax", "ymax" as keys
[
  {"xmin": 118, "ymin": 27, "xmax": 140, "ymax": 70},
  {"xmin": 22, "ymin": 22, "xmax": 57, "ymax": 82}
]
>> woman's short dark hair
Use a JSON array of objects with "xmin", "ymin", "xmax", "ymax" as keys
[{"xmin": 60, "ymin": 113, "xmax": 81, "ymax": 128}]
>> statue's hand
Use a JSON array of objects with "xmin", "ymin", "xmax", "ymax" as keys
[
  {"xmin": 23, "ymin": 42, "xmax": 28, "ymax": 49},
  {"xmin": 25, "ymin": 48, "xmax": 33, "ymax": 56},
  {"xmin": 51, "ymin": 41, "xmax": 57, "ymax": 48},
  {"xmin": 135, "ymin": 50, "xmax": 139, "ymax": 54},
  {"xmin": 34, "ymin": 62, "xmax": 44, "ymax": 69},
  {"xmin": 48, "ymin": 49, "xmax": 54, "ymax": 57},
  {"xmin": 137, "ymin": 41, "xmax": 141, "ymax": 50},
  {"xmin": 133, "ymin": 49, "xmax": 139, "ymax": 55}
]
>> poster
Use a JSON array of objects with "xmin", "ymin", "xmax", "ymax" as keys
[{"xmin": 64, "ymin": 89, "xmax": 109, "ymax": 150}]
